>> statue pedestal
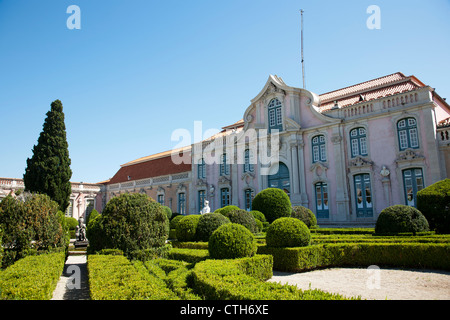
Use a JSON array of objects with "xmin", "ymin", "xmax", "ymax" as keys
[{"xmin": 74, "ymin": 240, "xmax": 89, "ymax": 248}]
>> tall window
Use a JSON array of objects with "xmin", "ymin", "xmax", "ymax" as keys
[
  {"xmin": 198, "ymin": 158, "xmax": 206, "ymax": 179},
  {"xmin": 65, "ymin": 200, "xmax": 74, "ymax": 217},
  {"xmin": 403, "ymin": 168, "xmax": 424, "ymax": 207},
  {"xmin": 177, "ymin": 193, "xmax": 186, "ymax": 215},
  {"xmin": 312, "ymin": 135, "xmax": 326, "ymax": 163},
  {"xmin": 157, "ymin": 194, "xmax": 165, "ymax": 206},
  {"xmin": 350, "ymin": 128, "xmax": 368, "ymax": 157},
  {"xmin": 198, "ymin": 190, "xmax": 206, "ymax": 210},
  {"xmin": 243, "ymin": 149, "xmax": 254, "ymax": 173},
  {"xmin": 244, "ymin": 189, "xmax": 254, "ymax": 211},
  {"xmin": 397, "ymin": 118, "xmax": 419, "ymax": 150},
  {"xmin": 268, "ymin": 98, "xmax": 283, "ymax": 133},
  {"xmin": 315, "ymin": 182, "xmax": 329, "ymax": 219},
  {"xmin": 220, "ymin": 153, "xmax": 230, "ymax": 176},
  {"xmin": 221, "ymin": 188, "xmax": 230, "ymax": 207},
  {"xmin": 354, "ymin": 174, "xmax": 373, "ymax": 217}
]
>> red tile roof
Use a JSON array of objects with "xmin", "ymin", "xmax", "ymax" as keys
[
  {"xmin": 107, "ymin": 149, "xmax": 191, "ymax": 184},
  {"xmin": 319, "ymin": 72, "xmax": 426, "ymax": 111}
]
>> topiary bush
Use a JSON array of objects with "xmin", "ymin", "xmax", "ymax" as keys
[
  {"xmin": 225, "ymin": 209, "xmax": 258, "ymax": 234},
  {"xmin": 375, "ymin": 205, "xmax": 429, "ymax": 235},
  {"xmin": 251, "ymin": 188, "xmax": 292, "ymax": 223},
  {"xmin": 170, "ymin": 215, "xmax": 185, "ymax": 230},
  {"xmin": 291, "ymin": 206, "xmax": 317, "ymax": 228},
  {"xmin": 90, "ymin": 193, "xmax": 169, "ymax": 255},
  {"xmin": 196, "ymin": 213, "xmax": 230, "ymax": 242},
  {"xmin": 250, "ymin": 210, "xmax": 266, "ymax": 223},
  {"xmin": 218, "ymin": 205, "xmax": 240, "ymax": 217},
  {"xmin": 208, "ymin": 223, "xmax": 257, "ymax": 259},
  {"xmin": 266, "ymin": 217, "xmax": 311, "ymax": 248},
  {"xmin": 176, "ymin": 215, "xmax": 201, "ymax": 242},
  {"xmin": 162, "ymin": 206, "xmax": 172, "ymax": 220},
  {"xmin": 417, "ymin": 179, "xmax": 450, "ymax": 234}
]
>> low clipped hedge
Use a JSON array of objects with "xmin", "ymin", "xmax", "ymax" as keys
[
  {"xmin": 88, "ymin": 254, "xmax": 178, "ymax": 300},
  {"xmin": 190, "ymin": 255, "xmax": 352, "ymax": 300},
  {"xmin": 167, "ymin": 248, "xmax": 209, "ymax": 264},
  {"xmin": 0, "ymin": 251, "xmax": 66, "ymax": 300},
  {"xmin": 258, "ymin": 243, "xmax": 450, "ymax": 272}
]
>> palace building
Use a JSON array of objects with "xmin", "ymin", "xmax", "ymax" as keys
[
  {"xmin": 100, "ymin": 72, "xmax": 450, "ymax": 226},
  {"xmin": 4, "ymin": 72, "xmax": 449, "ymax": 227}
]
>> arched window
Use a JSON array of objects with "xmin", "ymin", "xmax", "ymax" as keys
[
  {"xmin": 268, "ymin": 98, "xmax": 283, "ymax": 133},
  {"xmin": 350, "ymin": 128, "xmax": 368, "ymax": 157},
  {"xmin": 312, "ymin": 135, "xmax": 326, "ymax": 163},
  {"xmin": 397, "ymin": 118, "xmax": 419, "ymax": 150},
  {"xmin": 243, "ymin": 149, "xmax": 254, "ymax": 173}
]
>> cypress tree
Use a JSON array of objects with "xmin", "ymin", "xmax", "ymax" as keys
[{"xmin": 23, "ymin": 99, "xmax": 72, "ymax": 212}]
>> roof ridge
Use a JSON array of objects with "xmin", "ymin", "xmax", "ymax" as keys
[{"xmin": 319, "ymin": 72, "xmax": 407, "ymax": 101}]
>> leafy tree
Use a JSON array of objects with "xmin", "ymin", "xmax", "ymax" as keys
[{"xmin": 23, "ymin": 100, "xmax": 72, "ymax": 212}]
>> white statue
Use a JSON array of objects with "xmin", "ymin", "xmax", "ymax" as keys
[{"xmin": 200, "ymin": 200, "xmax": 210, "ymax": 215}]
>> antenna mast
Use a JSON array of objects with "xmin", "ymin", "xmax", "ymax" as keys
[{"xmin": 300, "ymin": 9, "xmax": 306, "ymax": 89}]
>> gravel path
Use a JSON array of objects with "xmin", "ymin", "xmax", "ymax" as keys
[
  {"xmin": 268, "ymin": 268, "xmax": 450, "ymax": 300},
  {"xmin": 52, "ymin": 255, "xmax": 90, "ymax": 300}
]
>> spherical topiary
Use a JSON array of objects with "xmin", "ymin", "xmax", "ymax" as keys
[
  {"xmin": 170, "ymin": 215, "xmax": 184, "ymax": 230},
  {"xmin": 266, "ymin": 217, "xmax": 311, "ymax": 248},
  {"xmin": 162, "ymin": 206, "xmax": 172, "ymax": 220},
  {"xmin": 291, "ymin": 206, "xmax": 317, "ymax": 228},
  {"xmin": 176, "ymin": 215, "xmax": 201, "ymax": 242},
  {"xmin": 226, "ymin": 209, "xmax": 259, "ymax": 234},
  {"xmin": 98, "ymin": 193, "xmax": 169, "ymax": 254},
  {"xmin": 196, "ymin": 213, "xmax": 231, "ymax": 242},
  {"xmin": 251, "ymin": 188, "xmax": 292, "ymax": 223},
  {"xmin": 218, "ymin": 205, "xmax": 240, "ymax": 217},
  {"xmin": 250, "ymin": 210, "xmax": 266, "ymax": 223},
  {"xmin": 375, "ymin": 205, "xmax": 429, "ymax": 235},
  {"xmin": 208, "ymin": 223, "xmax": 257, "ymax": 259}
]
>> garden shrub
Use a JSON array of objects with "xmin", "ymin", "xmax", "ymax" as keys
[
  {"xmin": 226, "ymin": 209, "xmax": 258, "ymax": 234},
  {"xmin": 251, "ymin": 188, "xmax": 292, "ymax": 223},
  {"xmin": 88, "ymin": 254, "xmax": 178, "ymax": 300},
  {"xmin": 89, "ymin": 193, "xmax": 169, "ymax": 255},
  {"xmin": 217, "ymin": 205, "xmax": 240, "ymax": 217},
  {"xmin": 176, "ymin": 215, "xmax": 201, "ymax": 242},
  {"xmin": 85, "ymin": 209, "xmax": 99, "ymax": 228},
  {"xmin": 86, "ymin": 214, "xmax": 107, "ymax": 254},
  {"xmin": 291, "ymin": 206, "xmax": 317, "ymax": 228},
  {"xmin": 208, "ymin": 223, "xmax": 257, "ymax": 259},
  {"xmin": 190, "ymin": 256, "xmax": 351, "ymax": 300},
  {"xmin": 162, "ymin": 206, "xmax": 172, "ymax": 220},
  {"xmin": 196, "ymin": 213, "xmax": 230, "ymax": 242},
  {"xmin": 417, "ymin": 179, "xmax": 450, "ymax": 234},
  {"xmin": 258, "ymin": 243, "xmax": 450, "ymax": 272},
  {"xmin": 168, "ymin": 248, "xmax": 209, "ymax": 263},
  {"xmin": 250, "ymin": 210, "xmax": 266, "ymax": 223},
  {"xmin": 266, "ymin": 217, "xmax": 311, "ymax": 248},
  {"xmin": 375, "ymin": 205, "xmax": 429, "ymax": 235},
  {"xmin": 170, "ymin": 215, "xmax": 184, "ymax": 230},
  {"xmin": 0, "ymin": 251, "xmax": 66, "ymax": 299},
  {"xmin": 65, "ymin": 216, "xmax": 78, "ymax": 231},
  {"xmin": 128, "ymin": 244, "xmax": 172, "ymax": 261}
]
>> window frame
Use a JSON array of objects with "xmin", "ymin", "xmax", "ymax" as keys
[
  {"xmin": 220, "ymin": 188, "xmax": 230, "ymax": 208},
  {"xmin": 397, "ymin": 117, "xmax": 420, "ymax": 151},
  {"xmin": 350, "ymin": 127, "xmax": 368, "ymax": 157},
  {"xmin": 268, "ymin": 98, "xmax": 283, "ymax": 133},
  {"xmin": 312, "ymin": 135, "xmax": 327, "ymax": 163}
]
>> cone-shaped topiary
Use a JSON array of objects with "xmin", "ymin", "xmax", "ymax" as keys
[
  {"xmin": 266, "ymin": 217, "xmax": 311, "ymax": 247},
  {"xmin": 208, "ymin": 223, "xmax": 257, "ymax": 259},
  {"xmin": 251, "ymin": 188, "xmax": 292, "ymax": 223}
]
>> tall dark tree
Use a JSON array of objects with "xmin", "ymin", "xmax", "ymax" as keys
[{"xmin": 23, "ymin": 99, "xmax": 72, "ymax": 212}]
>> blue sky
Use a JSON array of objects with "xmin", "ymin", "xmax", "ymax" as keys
[{"xmin": 1, "ymin": 0, "xmax": 449, "ymax": 183}]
